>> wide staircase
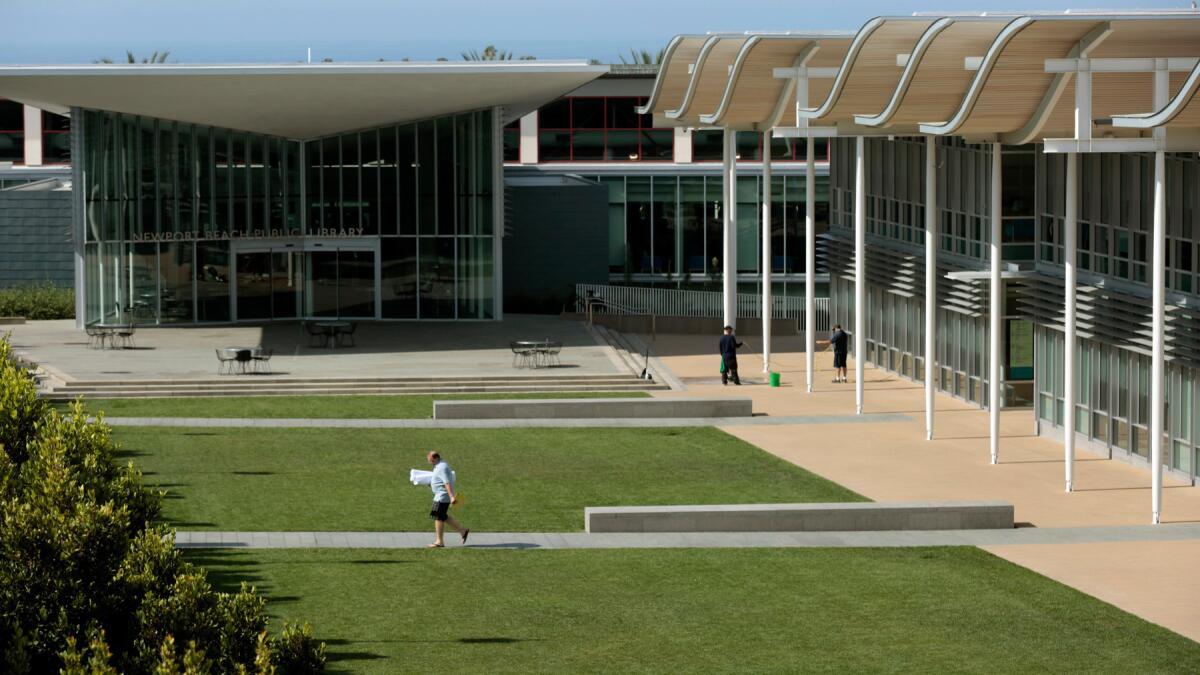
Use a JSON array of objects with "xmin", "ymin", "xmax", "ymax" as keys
[{"xmin": 41, "ymin": 372, "xmax": 667, "ymax": 400}]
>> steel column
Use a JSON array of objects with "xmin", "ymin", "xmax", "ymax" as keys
[
  {"xmin": 805, "ymin": 136, "xmax": 816, "ymax": 393},
  {"xmin": 855, "ymin": 136, "xmax": 866, "ymax": 415},
  {"xmin": 924, "ymin": 136, "xmax": 937, "ymax": 440},
  {"xmin": 1064, "ymin": 152, "xmax": 1078, "ymax": 492},
  {"xmin": 723, "ymin": 130, "xmax": 737, "ymax": 330},
  {"xmin": 762, "ymin": 130, "xmax": 772, "ymax": 372},
  {"xmin": 990, "ymin": 142, "xmax": 1002, "ymax": 465},
  {"xmin": 1151, "ymin": 149, "xmax": 1165, "ymax": 524}
]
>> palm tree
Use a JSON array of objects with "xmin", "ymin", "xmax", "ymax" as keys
[
  {"xmin": 94, "ymin": 50, "xmax": 171, "ymax": 64},
  {"xmin": 618, "ymin": 48, "xmax": 665, "ymax": 65},
  {"xmin": 462, "ymin": 45, "xmax": 535, "ymax": 61}
]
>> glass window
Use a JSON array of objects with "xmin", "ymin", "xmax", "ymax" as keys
[
  {"xmin": 419, "ymin": 237, "xmax": 455, "ymax": 319},
  {"xmin": 0, "ymin": 100, "xmax": 22, "ymax": 162},
  {"xmin": 626, "ymin": 177, "xmax": 652, "ymax": 273},
  {"xmin": 381, "ymin": 237, "xmax": 417, "ymax": 318},
  {"xmin": 692, "ymin": 130, "xmax": 724, "ymax": 162},
  {"xmin": 571, "ymin": 98, "xmax": 604, "ymax": 129}
]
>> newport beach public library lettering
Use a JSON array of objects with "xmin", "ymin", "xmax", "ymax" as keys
[{"xmin": 80, "ymin": 108, "xmax": 497, "ymax": 324}]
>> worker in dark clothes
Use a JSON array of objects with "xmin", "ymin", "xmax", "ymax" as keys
[
  {"xmin": 829, "ymin": 324, "xmax": 849, "ymax": 383},
  {"xmin": 719, "ymin": 325, "xmax": 744, "ymax": 386}
]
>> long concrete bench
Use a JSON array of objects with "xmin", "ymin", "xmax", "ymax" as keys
[
  {"xmin": 433, "ymin": 397, "xmax": 753, "ymax": 420},
  {"xmin": 584, "ymin": 501, "xmax": 1015, "ymax": 533}
]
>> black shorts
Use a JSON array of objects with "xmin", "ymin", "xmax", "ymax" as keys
[
  {"xmin": 429, "ymin": 500, "xmax": 450, "ymax": 521},
  {"xmin": 833, "ymin": 351, "xmax": 848, "ymax": 368}
]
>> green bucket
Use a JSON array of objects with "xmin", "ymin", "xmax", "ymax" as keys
[{"xmin": 769, "ymin": 372, "xmax": 781, "ymax": 387}]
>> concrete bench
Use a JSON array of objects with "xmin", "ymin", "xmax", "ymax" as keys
[
  {"xmin": 432, "ymin": 397, "xmax": 753, "ymax": 420},
  {"xmin": 584, "ymin": 501, "xmax": 1015, "ymax": 533}
]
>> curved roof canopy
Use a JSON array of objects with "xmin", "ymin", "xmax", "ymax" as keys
[
  {"xmin": 639, "ymin": 12, "xmax": 1200, "ymax": 143},
  {"xmin": 638, "ymin": 31, "xmax": 853, "ymax": 130},
  {"xmin": 1111, "ymin": 59, "xmax": 1200, "ymax": 129},
  {"xmin": 0, "ymin": 61, "xmax": 608, "ymax": 139}
]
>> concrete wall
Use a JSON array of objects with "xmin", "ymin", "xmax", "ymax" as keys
[
  {"xmin": 563, "ymin": 313, "xmax": 805, "ymax": 337},
  {"xmin": 504, "ymin": 177, "xmax": 608, "ymax": 314},
  {"xmin": 434, "ymin": 397, "xmax": 753, "ymax": 419},
  {"xmin": 0, "ymin": 190, "xmax": 73, "ymax": 288},
  {"xmin": 585, "ymin": 501, "xmax": 1016, "ymax": 533}
]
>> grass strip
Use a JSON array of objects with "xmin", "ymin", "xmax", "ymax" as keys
[
  {"xmin": 116, "ymin": 426, "xmax": 864, "ymax": 532},
  {"xmin": 190, "ymin": 547, "xmax": 1200, "ymax": 674}
]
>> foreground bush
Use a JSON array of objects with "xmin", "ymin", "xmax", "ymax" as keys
[
  {"xmin": 0, "ymin": 282, "xmax": 74, "ymax": 320},
  {"xmin": 0, "ymin": 337, "xmax": 324, "ymax": 673}
]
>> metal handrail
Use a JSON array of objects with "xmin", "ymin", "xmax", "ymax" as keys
[{"xmin": 584, "ymin": 296, "xmax": 657, "ymax": 340}]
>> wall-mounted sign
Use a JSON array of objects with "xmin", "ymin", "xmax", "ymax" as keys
[{"xmin": 131, "ymin": 227, "xmax": 367, "ymax": 242}]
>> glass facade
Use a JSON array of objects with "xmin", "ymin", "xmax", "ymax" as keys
[
  {"xmin": 1031, "ymin": 149, "xmax": 1200, "ymax": 479},
  {"xmin": 79, "ymin": 107, "xmax": 496, "ymax": 324},
  {"xmin": 827, "ymin": 136, "xmax": 1032, "ymax": 411},
  {"xmin": 585, "ymin": 173, "xmax": 830, "ymax": 285},
  {"xmin": 538, "ymin": 96, "xmax": 672, "ymax": 162}
]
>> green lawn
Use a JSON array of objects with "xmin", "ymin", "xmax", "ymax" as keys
[
  {"xmin": 189, "ymin": 547, "xmax": 1200, "ymax": 674},
  {"xmin": 65, "ymin": 391, "xmax": 649, "ymax": 420},
  {"xmin": 116, "ymin": 426, "xmax": 864, "ymax": 531}
]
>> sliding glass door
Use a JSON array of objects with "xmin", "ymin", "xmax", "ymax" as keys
[{"xmin": 234, "ymin": 239, "xmax": 378, "ymax": 320}]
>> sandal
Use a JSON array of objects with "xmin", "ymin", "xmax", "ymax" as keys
[
  {"xmin": 427, "ymin": 543, "xmax": 444, "ymax": 548},
  {"xmin": 461, "ymin": 529, "xmax": 470, "ymax": 544}
]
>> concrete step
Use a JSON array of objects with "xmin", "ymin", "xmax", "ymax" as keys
[
  {"xmin": 59, "ymin": 373, "xmax": 635, "ymax": 387},
  {"xmin": 45, "ymin": 383, "xmax": 668, "ymax": 400},
  {"xmin": 53, "ymin": 377, "xmax": 646, "ymax": 392}
]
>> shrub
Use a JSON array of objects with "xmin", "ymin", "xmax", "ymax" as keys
[
  {"xmin": 0, "ymin": 282, "xmax": 75, "ymax": 320},
  {"xmin": 0, "ymin": 335, "xmax": 325, "ymax": 673}
]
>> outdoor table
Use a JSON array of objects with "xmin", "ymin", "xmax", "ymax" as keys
[
  {"xmin": 511, "ymin": 340, "xmax": 562, "ymax": 369},
  {"xmin": 314, "ymin": 321, "xmax": 352, "ymax": 349},
  {"xmin": 221, "ymin": 346, "xmax": 255, "ymax": 374},
  {"xmin": 94, "ymin": 324, "xmax": 131, "ymax": 350}
]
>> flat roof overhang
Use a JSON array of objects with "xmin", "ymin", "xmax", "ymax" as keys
[{"xmin": 0, "ymin": 61, "xmax": 609, "ymax": 139}]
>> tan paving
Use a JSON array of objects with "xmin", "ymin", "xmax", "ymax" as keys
[
  {"xmin": 645, "ymin": 333, "xmax": 1200, "ymax": 641},
  {"xmin": 983, "ymin": 541, "xmax": 1200, "ymax": 642}
]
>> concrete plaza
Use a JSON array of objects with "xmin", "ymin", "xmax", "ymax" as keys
[{"xmin": 5, "ymin": 315, "xmax": 623, "ymax": 382}]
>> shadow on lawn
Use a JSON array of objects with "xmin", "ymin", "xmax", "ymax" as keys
[{"xmin": 184, "ymin": 550, "xmax": 271, "ymax": 593}]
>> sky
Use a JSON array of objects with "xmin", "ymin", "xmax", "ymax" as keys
[{"xmin": 1, "ymin": 0, "xmax": 1194, "ymax": 64}]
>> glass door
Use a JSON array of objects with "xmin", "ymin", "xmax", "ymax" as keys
[
  {"xmin": 235, "ymin": 239, "xmax": 379, "ymax": 321},
  {"xmin": 235, "ymin": 250, "xmax": 273, "ymax": 321},
  {"xmin": 305, "ymin": 250, "xmax": 339, "ymax": 318},
  {"xmin": 271, "ymin": 250, "xmax": 303, "ymax": 319}
]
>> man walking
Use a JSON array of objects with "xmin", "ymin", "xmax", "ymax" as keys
[
  {"xmin": 719, "ymin": 325, "xmax": 744, "ymax": 386},
  {"xmin": 829, "ymin": 324, "xmax": 849, "ymax": 383},
  {"xmin": 426, "ymin": 451, "xmax": 468, "ymax": 548}
]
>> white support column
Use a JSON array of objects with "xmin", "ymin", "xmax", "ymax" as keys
[
  {"xmin": 1151, "ymin": 148, "xmax": 1166, "ymax": 524},
  {"xmin": 1064, "ymin": 152, "xmax": 1078, "ymax": 491},
  {"xmin": 761, "ymin": 130, "xmax": 773, "ymax": 372},
  {"xmin": 518, "ymin": 112, "xmax": 538, "ymax": 165},
  {"xmin": 722, "ymin": 129, "xmax": 738, "ymax": 330},
  {"xmin": 854, "ymin": 136, "xmax": 866, "ymax": 415},
  {"xmin": 989, "ymin": 142, "xmax": 1003, "ymax": 464},
  {"xmin": 805, "ymin": 136, "xmax": 816, "ymax": 393},
  {"xmin": 23, "ymin": 105, "xmax": 42, "ymax": 167},
  {"xmin": 924, "ymin": 136, "xmax": 937, "ymax": 440}
]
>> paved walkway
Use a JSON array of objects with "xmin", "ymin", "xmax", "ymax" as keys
[
  {"xmin": 643, "ymin": 334, "xmax": 1200, "ymax": 643},
  {"xmin": 103, "ymin": 413, "xmax": 911, "ymax": 428},
  {"xmin": 173, "ymin": 522, "xmax": 1200, "ymax": 550}
]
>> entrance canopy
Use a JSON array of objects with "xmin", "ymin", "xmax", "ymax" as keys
[
  {"xmin": 0, "ymin": 61, "xmax": 607, "ymax": 139},
  {"xmin": 641, "ymin": 11, "xmax": 1200, "ymax": 142}
]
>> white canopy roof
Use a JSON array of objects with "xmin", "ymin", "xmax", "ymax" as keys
[{"xmin": 0, "ymin": 61, "xmax": 608, "ymax": 139}]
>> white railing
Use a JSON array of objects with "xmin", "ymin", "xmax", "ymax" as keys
[{"xmin": 576, "ymin": 284, "xmax": 832, "ymax": 331}]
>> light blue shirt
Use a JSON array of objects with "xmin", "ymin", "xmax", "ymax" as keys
[{"xmin": 430, "ymin": 460, "xmax": 454, "ymax": 503}]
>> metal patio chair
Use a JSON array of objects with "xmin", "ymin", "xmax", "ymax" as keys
[
  {"xmin": 251, "ymin": 346, "xmax": 274, "ymax": 374},
  {"xmin": 215, "ymin": 348, "xmax": 237, "ymax": 375}
]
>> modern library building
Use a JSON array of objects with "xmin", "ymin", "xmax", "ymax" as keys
[{"xmin": 3, "ymin": 10, "xmax": 1200, "ymax": 519}]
